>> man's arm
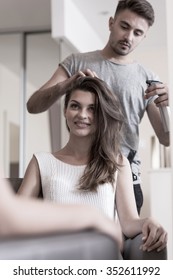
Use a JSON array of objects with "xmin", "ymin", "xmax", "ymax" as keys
[
  {"xmin": 27, "ymin": 66, "xmax": 69, "ymax": 114},
  {"xmin": 27, "ymin": 67, "xmax": 98, "ymax": 114},
  {"xmin": 147, "ymin": 103, "xmax": 169, "ymax": 146},
  {"xmin": 145, "ymin": 82, "xmax": 170, "ymax": 146}
]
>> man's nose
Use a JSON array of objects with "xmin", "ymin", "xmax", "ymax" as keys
[{"xmin": 124, "ymin": 30, "xmax": 133, "ymax": 42}]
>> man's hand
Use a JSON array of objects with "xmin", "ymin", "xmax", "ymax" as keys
[
  {"xmin": 78, "ymin": 69, "xmax": 98, "ymax": 78},
  {"xmin": 145, "ymin": 82, "xmax": 169, "ymax": 107}
]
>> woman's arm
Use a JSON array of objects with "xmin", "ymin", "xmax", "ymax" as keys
[
  {"xmin": 116, "ymin": 156, "xmax": 140, "ymax": 237},
  {"xmin": 139, "ymin": 217, "xmax": 167, "ymax": 252},
  {"xmin": 116, "ymin": 156, "xmax": 167, "ymax": 252},
  {"xmin": 17, "ymin": 156, "xmax": 41, "ymax": 197}
]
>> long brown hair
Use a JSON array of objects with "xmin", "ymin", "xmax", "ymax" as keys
[{"xmin": 65, "ymin": 77, "xmax": 124, "ymax": 191}]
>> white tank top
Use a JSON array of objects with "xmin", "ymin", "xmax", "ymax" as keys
[{"xmin": 34, "ymin": 152, "xmax": 117, "ymax": 220}]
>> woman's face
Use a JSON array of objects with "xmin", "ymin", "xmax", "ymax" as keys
[{"xmin": 64, "ymin": 89, "xmax": 96, "ymax": 138}]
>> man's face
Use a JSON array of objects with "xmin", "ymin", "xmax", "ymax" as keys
[{"xmin": 108, "ymin": 9, "xmax": 149, "ymax": 56}]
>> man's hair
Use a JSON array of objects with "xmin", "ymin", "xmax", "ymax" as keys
[
  {"xmin": 64, "ymin": 76, "xmax": 124, "ymax": 191},
  {"xmin": 115, "ymin": 0, "xmax": 155, "ymax": 26}
]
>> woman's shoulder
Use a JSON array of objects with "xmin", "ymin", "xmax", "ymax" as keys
[
  {"xmin": 34, "ymin": 151, "xmax": 53, "ymax": 159},
  {"xmin": 33, "ymin": 152, "xmax": 56, "ymax": 166}
]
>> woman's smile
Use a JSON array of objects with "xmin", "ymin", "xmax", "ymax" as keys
[
  {"xmin": 65, "ymin": 89, "xmax": 96, "ymax": 137},
  {"xmin": 74, "ymin": 121, "xmax": 91, "ymax": 128}
]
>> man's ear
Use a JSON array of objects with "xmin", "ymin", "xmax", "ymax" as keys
[{"xmin": 109, "ymin": 17, "xmax": 114, "ymax": 31}]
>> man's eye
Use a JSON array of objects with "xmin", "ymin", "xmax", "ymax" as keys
[
  {"xmin": 121, "ymin": 25, "xmax": 128, "ymax": 30},
  {"xmin": 134, "ymin": 31, "xmax": 142, "ymax": 36}
]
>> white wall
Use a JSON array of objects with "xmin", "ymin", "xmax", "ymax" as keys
[
  {"xmin": 25, "ymin": 33, "xmax": 58, "ymax": 169},
  {"xmin": 0, "ymin": 34, "xmax": 21, "ymax": 176},
  {"xmin": 51, "ymin": 0, "xmax": 103, "ymax": 52},
  {"xmin": 0, "ymin": 33, "xmax": 59, "ymax": 176},
  {"xmin": 164, "ymin": 0, "xmax": 173, "ymax": 259},
  {"xmin": 0, "ymin": 32, "xmax": 79, "ymax": 176}
]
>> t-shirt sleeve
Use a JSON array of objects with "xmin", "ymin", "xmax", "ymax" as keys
[{"xmin": 59, "ymin": 53, "xmax": 75, "ymax": 77}]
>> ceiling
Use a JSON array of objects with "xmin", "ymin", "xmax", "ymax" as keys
[
  {"xmin": 0, "ymin": 0, "xmax": 51, "ymax": 33},
  {"xmin": 0, "ymin": 0, "xmax": 166, "ymax": 47},
  {"xmin": 0, "ymin": 0, "xmax": 114, "ymax": 39}
]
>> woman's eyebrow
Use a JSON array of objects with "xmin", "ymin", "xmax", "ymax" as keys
[{"xmin": 70, "ymin": 100, "xmax": 95, "ymax": 106}]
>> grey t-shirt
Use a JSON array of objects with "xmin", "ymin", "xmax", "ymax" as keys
[{"xmin": 60, "ymin": 50, "xmax": 159, "ymax": 183}]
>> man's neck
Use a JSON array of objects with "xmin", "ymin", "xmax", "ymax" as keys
[{"xmin": 100, "ymin": 47, "xmax": 134, "ymax": 65}]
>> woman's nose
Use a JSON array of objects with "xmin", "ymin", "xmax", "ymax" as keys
[{"xmin": 78, "ymin": 109, "xmax": 87, "ymax": 118}]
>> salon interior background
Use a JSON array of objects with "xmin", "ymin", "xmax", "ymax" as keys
[{"xmin": 0, "ymin": 0, "xmax": 173, "ymax": 258}]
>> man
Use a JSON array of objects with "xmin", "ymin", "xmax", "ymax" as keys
[{"xmin": 26, "ymin": 0, "xmax": 170, "ymax": 214}]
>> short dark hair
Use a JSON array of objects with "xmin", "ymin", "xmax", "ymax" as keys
[{"xmin": 115, "ymin": 0, "xmax": 155, "ymax": 26}]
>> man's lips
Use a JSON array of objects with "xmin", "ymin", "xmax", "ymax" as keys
[{"xmin": 119, "ymin": 41, "xmax": 131, "ymax": 48}]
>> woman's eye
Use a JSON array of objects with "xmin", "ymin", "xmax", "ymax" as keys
[
  {"xmin": 89, "ymin": 106, "xmax": 95, "ymax": 112},
  {"xmin": 70, "ymin": 103, "xmax": 79, "ymax": 109}
]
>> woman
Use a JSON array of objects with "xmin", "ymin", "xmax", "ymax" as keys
[{"xmin": 18, "ymin": 75, "xmax": 167, "ymax": 254}]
